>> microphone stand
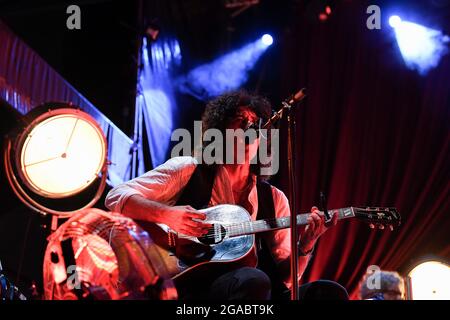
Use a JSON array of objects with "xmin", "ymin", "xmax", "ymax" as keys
[
  {"xmin": 287, "ymin": 106, "xmax": 299, "ymax": 300},
  {"xmin": 263, "ymin": 88, "xmax": 306, "ymax": 300}
]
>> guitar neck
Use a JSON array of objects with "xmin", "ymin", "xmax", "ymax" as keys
[{"xmin": 226, "ymin": 207, "xmax": 355, "ymax": 238}]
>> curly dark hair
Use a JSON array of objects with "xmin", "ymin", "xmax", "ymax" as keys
[{"xmin": 200, "ymin": 90, "xmax": 274, "ymax": 178}]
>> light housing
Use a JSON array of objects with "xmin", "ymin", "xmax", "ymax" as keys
[
  {"xmin": 16, "ymin": 109, "xmax": 106, "ymax": 198},
  {"xmin": 4, "ymin": 104, "xmax": 108, "ymax": 217}
]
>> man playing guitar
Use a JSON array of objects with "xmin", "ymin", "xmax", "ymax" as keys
[{"xmin": 105, "ymin": 91, "xmax": 348, "ymax": 300}]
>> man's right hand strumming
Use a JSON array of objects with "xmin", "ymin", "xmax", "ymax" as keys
[
  {"xmin": 163, "ymin": 205, "xmax": 211, "ymax": 237},
  {"xmin": 120, "ymin": 194, "xmax": 211, "ymax": 238}
]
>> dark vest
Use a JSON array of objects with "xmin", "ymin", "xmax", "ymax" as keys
[{"xmin": 175, "ymin": 164, "xmax": 288, "ymax": 296}]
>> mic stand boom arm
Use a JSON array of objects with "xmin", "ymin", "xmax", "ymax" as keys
[{"xmin": 261, "ymin": 88, "xmax": 307, "ymax": 129}]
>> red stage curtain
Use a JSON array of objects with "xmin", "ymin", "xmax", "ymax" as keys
[{"xmin": 276, "ymin": 1, "xmax": 450, "ymax": 298}]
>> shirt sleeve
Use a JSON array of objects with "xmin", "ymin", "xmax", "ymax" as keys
[{"xmin": 104, "ymin": 156, "xmax": 197, "ymax": 213}]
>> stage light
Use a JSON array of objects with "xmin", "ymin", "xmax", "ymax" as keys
[
  {"xmin": 407, "ymin": 260, "xmax": 450, "ymax": 300},
  {"xmin": 176, "ymin": 35, "xmax": 273, "ymax": 100},
  {"xmin": 389, "ymin": 15, "xmax": 402, "ymax": 28},
  {"xmin": 318, "ymin": 13, "xmax": 328, "ymax": 22},
  {"xmin": 144, "ymin": 19, "xmax": 160, "ymax": 42},
  {"xmin": 389, "ymin": 16, "xmax": 449, "ymax": 74},
  {"xmin": 18, "ymin": 111, "xmax": 106, "ymax": 198},
  {"xmin": 261, "ymin": 34, "xmax": 273, "ymax": 46},
  {"xmin": 4, "ymin": 104, "xmax": 108, "ymax": 216}
]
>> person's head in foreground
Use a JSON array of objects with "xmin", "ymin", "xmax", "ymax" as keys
[{"xmin": 359, "ymin": 270, "xmax": 405, "ymax": 300}]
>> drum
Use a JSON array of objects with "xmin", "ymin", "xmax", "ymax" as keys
[{"xmin": 43, "ymin": 208, "xmax": 177, "ymax": 300}]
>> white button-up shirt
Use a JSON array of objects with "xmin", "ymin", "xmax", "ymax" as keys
[{"xmin": 105, "ymin": 156, "xmax": 296, "ymax": 287}]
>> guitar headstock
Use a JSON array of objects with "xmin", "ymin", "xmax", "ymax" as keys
[{"xmin": 352, "ymin": 207, "xmax": 401, "ymax": 231}]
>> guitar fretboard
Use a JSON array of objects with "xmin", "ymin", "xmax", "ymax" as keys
[{"xmin": 225, "ymin": 207, "xmax": 355, "ymax": 238}]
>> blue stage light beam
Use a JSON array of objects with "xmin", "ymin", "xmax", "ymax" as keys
[
  {"xmin": 135, "ymin": 37, "xmax": 181, "ymax": 170},
  {"xmin": 389, "ymin": 16, "xmax": 449, "ymax": 75},
  {"xmin": 176, "ymin": 35, "xmax": 273, "ymax": 100}
]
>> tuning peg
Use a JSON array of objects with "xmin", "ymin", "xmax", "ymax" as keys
[
  {"xmin": 369, "ymin": 223, "xmax": 375, "ymax": 229},
  {"xmin": 389, "ymin": 225, "xmax": 394, "ymax": 231},
  {"xmin": 378, "ymin": 225, "xmax": 385, "ymax": 230}
]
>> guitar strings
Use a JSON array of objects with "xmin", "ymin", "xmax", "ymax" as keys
[
  {"xmin": 220, "ymin": 210, "xmax": 347, "ymax": 234},
  {"xmin": 195, "ymin": 215, "xmax": 311, "ymax": 239},
  {"xmin": 185, "ymin": 209, "xmax": 392, "ymax": 239},
  {"xmin": 195, "ymin": 211, "xmax": 348, "ymax": 239}
]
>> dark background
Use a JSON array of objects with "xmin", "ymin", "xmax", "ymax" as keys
[{"xmin": 0, "ymin": 0, "xmax": 449, "ymax": 299}]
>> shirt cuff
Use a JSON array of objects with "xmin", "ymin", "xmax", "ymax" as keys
[{"xmin": 106, "ymin": 188, "xmax": 143, "ymax": 213}]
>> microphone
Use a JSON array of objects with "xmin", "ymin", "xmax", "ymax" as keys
[
  {"xmin": 262, "ymin": 88, "xmax": 307, "ymax": 129},
  {"xmin": 286, "ymin": 88, "xmax": 307, "ymax": 105},
  {"xmin": 242, "ymin": 88, "xmax": 307, "ymax": 140}
]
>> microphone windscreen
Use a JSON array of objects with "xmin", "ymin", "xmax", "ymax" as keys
[{"xmin": 293, "ymin": 88, "xmax": 307, "ymax": 102}]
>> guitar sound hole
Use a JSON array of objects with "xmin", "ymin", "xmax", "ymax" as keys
[{"xmin": 197, "ymin": 224, "xmax": 227, "ymax": 245}]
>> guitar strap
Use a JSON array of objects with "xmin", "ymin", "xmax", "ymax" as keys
[{"xmin": 255, "ymin": 180, "xmax": 290, "ymax": 298}]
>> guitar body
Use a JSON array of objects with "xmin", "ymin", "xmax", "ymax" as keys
[
  {"xmin": 137, "ymin": 205, "xmax": 257, "ymax": 290},
  {"xmin": 136, "ymin": 203, "xmax": 401, "ymax": 294}
]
